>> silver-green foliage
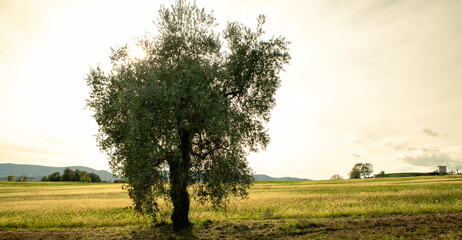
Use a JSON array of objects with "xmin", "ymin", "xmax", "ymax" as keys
[{"xmin": 86, "ymin": 0, "xmax": 290, "ymax": 226}]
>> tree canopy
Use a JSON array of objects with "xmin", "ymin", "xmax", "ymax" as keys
[
  {"xmin": 86, "ymin": 0, "xmax": 289, "ymax": 230},
  {"xmin": 330, "ymin": 174, "xmax": 343, "ymax": 180},
  {"xmin": 349, "ymin": 167, "xmax": 361, "ymax": 179},
  {"xmin": 349, "ymin": 163, "xmax": 373, "ymax": 179}
]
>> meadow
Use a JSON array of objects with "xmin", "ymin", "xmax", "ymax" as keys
[{"xmin": 1, "ymin": 175, "xmax": 461, "ymax": 239}]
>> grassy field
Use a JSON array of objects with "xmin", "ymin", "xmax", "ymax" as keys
[{"xmin": 1, "ymin": 175, "xmax": 461, "ymax": 239}]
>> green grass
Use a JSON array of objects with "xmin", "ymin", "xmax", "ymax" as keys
[
  {"xmin": 192, "ymin": 176, "xmax": 462, "ymax": 221},
  {"xmin": 381, "ymin": 172, "xmax": 439, "ymax": 177},
  {"xmin": 0, "ymin": 175, "xmax": 461, "ymax": 229},
  {"xmin": 0, "ymin": 181, "xmax": 147, "ymax": 229}
]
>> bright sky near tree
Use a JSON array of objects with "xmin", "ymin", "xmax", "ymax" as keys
[{"xmin": 1, "ymin": 0, "xmax": 461, "ymax": 180}]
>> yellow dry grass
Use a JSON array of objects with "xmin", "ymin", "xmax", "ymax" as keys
[{"xmin": 0, "ymin": 175, "xmax": 461, "ymax": 229}]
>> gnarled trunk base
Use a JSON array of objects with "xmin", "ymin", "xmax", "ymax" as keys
[
  {"xmin": 170, "ymin": 128, "xmax": 192, "ymax": 231},
  {"xmin": 170, "ymin": 168, "xmax": 191, "ymax": 230}
]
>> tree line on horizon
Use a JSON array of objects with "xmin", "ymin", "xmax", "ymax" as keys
[
  {"xmin": 329, "ymin": 163, "xmax": 375, "ymax": 180},
  {"xmin": 41, "ymin": 168, "xmax": 102, "ymax": 183},
  {"xmin": 330, "ymin": 162, "xmax": 452, "ymax": 180},
  {"xmin": 6, "ymin": 175, "xmax": 28, "ymax": 182}
]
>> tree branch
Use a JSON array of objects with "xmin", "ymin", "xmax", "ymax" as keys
[{"xmin": 224, "ymin": 90, "xmax": 241, "ymax": 97}]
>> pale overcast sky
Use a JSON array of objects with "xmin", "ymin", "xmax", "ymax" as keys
[{"xmin": 1, "ymin": 0, "xmax": 461, "ymax": 179}]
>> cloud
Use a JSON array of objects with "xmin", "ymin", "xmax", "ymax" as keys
[
  {"xmin": 342, "ymin": 131, "xmax": 366, "ymax": 144},
  {"xmin": 378, "ymin": 137, "xmax": 414, "ymax": 151},
  {"xmin": 392, "ymin": 144, "xmax": 462, "ymax": 169},
  {"xmin": 418, "ymin": 127, "xmax": 441, "ymax": 137},
  {"xmin": 351, "ymin": 153, "xmax": 361, "ymax": 158},
  {"xmin": 376, "ymin": 137, "xmax": 462, "ymax": 169}
]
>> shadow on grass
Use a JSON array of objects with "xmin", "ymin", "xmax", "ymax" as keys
[
  {"xmin": 1, "ymin": 213, "xmax": 462, "ymax": 239},
  {"xmin": 128, "ymin": 222, "xmax": 199, "ymax": 240},
  {"xmin": 125, "ymin": 213, "xmax": 462, "ymax": 240},
  {"xmin": 126, "ymin": 219, "xmax": 325, "ymax": 240}
]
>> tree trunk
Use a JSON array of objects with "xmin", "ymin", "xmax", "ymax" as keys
[{"xmin": 170, "ymin": 128, "xmax": 192, "ymax": 231}]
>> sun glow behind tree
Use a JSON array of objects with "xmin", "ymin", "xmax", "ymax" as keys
[
  {"xmin": 1, "ymin": 0, "xmax": 461, "ymax": 181},
  {"xmin": 86, "ymin": 0, "xmax": 289, "ymax": 230}
]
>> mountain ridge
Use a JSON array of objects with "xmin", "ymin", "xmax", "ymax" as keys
[
  {"xmin": 0, "ymin": 163, "xmax": 310, "ymax": 182},
  {"xmin": 0, "ymin": 163, "xmax": 116, "ymax": 181},
  {"xmin": 253, "ymin": 174, "xmax": 310, "ymax": 182}
]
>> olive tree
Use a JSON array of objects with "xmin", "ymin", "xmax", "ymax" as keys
[{"xmin": 86, "ymin": 0, "xmax": 289, "ymax": 230}]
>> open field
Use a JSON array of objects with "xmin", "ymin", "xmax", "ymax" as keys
[{"xmin": 0, "ymin": 175, "xmax": 461, "ymax": 239}]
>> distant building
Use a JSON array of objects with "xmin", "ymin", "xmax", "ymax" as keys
[{"xmin": 437, "ymin": 166, "xmax": 447, "ymax": 174}]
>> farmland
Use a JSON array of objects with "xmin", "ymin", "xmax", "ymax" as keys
[{"xmin": 1, "ymin": 175, "xmax": 461, "ymax": 239}]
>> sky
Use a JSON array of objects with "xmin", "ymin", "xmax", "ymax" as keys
[{"xmin": 1, "ymin": 0, "xmax": 461, "ymax": 180}]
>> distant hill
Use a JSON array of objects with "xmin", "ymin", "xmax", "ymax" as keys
[
  {"xmin": 254, "ymin": 174, "xmax": 310, "ymax": 182},
  {"xmin": 0, "ymin": 163, "xmax": 116, "ymax": 182},
  {"xmin": 378, "ymin": 172, "xmax": 439, "ymax": 178},
  {"xmin": 0, "ymin": 163, "xmax": 310, "ymax": 182}
]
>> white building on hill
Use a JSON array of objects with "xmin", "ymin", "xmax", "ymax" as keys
[{"xmin": 437, "ymin": 166, "xmax": 447, "ymax": 174}]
